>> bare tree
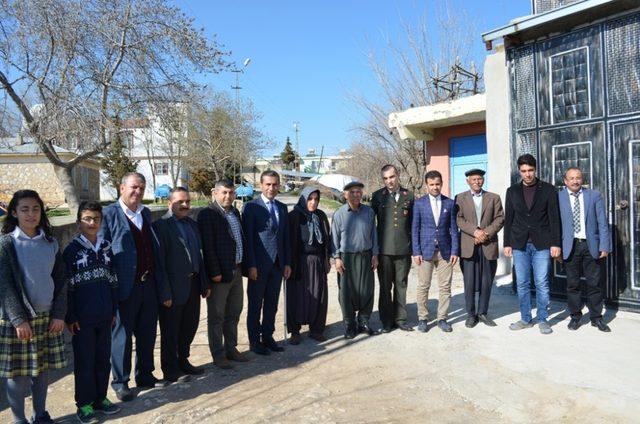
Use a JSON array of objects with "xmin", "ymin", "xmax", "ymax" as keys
[
  {"xmin": 349, "ymin": 3, "xmax": 480, "ymax": 193},
  {"xmin": 0, "ymin": 0, "xmax": 228, "ymax": 210}
]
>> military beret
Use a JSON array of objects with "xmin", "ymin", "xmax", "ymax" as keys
[
  {"xmin": 343, "ymin": 181, "xmax": 364, "ymax": 191},
  {"xmin": 465, "ymin": 168, "xmax": 486, "ymax": 177}
]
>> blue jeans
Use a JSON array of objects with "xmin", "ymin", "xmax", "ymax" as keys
[
  {"xmin": 512, "ymin": 242, "xmax": 551, "ymax": 323},
  {"xmin": 4, "ymin": 372, "xmax": 48, "ymax": 423}
]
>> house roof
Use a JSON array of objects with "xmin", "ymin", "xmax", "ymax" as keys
[
  {"xmin": 387, "ymin": 94, "xmax": 485, "ymax": 141},
  {"xmin": 0, "ymin": 140, "xmax": 75, "ymax": 155},
  {"xmin": 482, "ymin": 0, "xmax": 640, "ymax": 47}
]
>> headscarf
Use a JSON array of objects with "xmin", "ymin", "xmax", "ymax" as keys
[{"xmin": 294, "ymin": 187, "xmax": 323, "ymax": 245}]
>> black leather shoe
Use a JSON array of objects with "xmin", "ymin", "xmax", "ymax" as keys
[
  {"xmin": 115, "ymin": 386, "xmax": 135, "ymax": 402},
  {"xmin": 250, "ymin": 343, "xmax": 271, "ymax": 355},
  {"xmin": 344, "ymin": 329, "xmax": 356, "ymax": 339},
  {"xmin": 465, "ymin": 315, "xmax": 478, "ymax": 328},
  {"xmin": 358, "ymin": 323, "xmax": 380, "ymax": 336},
  {"xmin": 180, "ymin": 360, "xmax": 205, "ymax": 375},
  {"xmin": 567, "ymin": 318, "xmax": 581, "ymax": 330},
  {"xmin": 591, "ymin": 318, "xmax": 611, "ymax": 332},
  {"xmin": 381, "ymin": 326, "xmax": 393, "ymax": 333},
  {"xmin": 417, "ymin": 320, "xmax": 429, "ymax": 333},
  {"xmin": 397, "ymin": 323, "xmax": 414, "ymax": 331},
  {"xmin": 437, "ymin": 319, "xmax": 453, "ymax": 333},
  {"xmin": 478, "ymin": 314, "xmax": 497, "ymax": 327},
  {"xmin": 164, "ymin": 373, "xmax": 191, "ymax": 383},
  {"xmin": 137, "ymin": 376, "xmax": 168, "ymax": 389},
  {"xmin": 262, "ymin": 337, "xmax": 285, "ymax": 352}
]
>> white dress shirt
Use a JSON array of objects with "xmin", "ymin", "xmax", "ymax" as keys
[
  {"xmin": 119, "ymin": 198, "xmax": 144, "ymax": 230},
  {"xmin": 429, "ymin": 194, "xmax": 441, "ymax": 224},
  {"xmin": 261, "ymin": 193, "xmax": 279, "ymax": 223},
  {"xmin": 567, "ymin": 188, "xmax": 586, "ymax": 239}
]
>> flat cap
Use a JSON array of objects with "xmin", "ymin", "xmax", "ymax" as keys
[
  {"xmin": 465, "ymin": 168, "xmax": 486, "ymax": 177},
  {"xmin": 343, "ymin": 181, "xmax": 364, "ymax": 191}
]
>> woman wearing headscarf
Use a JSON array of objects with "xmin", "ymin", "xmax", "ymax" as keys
[{"xmin": 287, "ymin": 187, "xmax": 331, "ymax": 344}]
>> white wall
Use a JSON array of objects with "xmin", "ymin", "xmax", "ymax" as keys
[{"xmin": 485, "ymin": 45, "xmax": 512, "ymax": 276}]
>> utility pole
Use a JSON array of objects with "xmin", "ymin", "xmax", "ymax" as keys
[
  {"xmin": 293, "ymin": 121, "xmax": 300, "ymax": 174},
  {"xmin": 229, "ymin": 58, "xmax": 251, "ymax": 185}
]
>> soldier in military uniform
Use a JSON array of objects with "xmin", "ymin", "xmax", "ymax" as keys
[{"xmin": 371, "ymin": 165, "xmax": 415, "ymax": 332}]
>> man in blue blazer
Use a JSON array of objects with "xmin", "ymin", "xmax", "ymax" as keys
[
  {"xmin": 242, "ymin": 170, "xmax": 291, "ymax": 355},
  {"xmin": 412, "ymin": 170, "xmax": 459, "ymax": 333},
  {"xmin": 100, "ymin": 172, "xmax": 171, "ymax": 401},
  {"xmin": 559, "ymin": 167, "xmax": 611, "ymax": 332}
]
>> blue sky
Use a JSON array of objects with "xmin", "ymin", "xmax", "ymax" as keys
[{"xmin": 179, "ymin": 0, "xmax": 532, "ymax": 157}]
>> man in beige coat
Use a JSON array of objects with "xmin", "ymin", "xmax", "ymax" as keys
[{"xmin": 456, "ymin": 169, "xmax": 504, "ymax": 328}]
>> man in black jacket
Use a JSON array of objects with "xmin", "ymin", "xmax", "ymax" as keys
[
  {"xmin": 153, "ymin": 187, "xmax": 209, "ymax": 382},
  {"xmin": 503, "ymin": 154, "xmax": 561, "ymax": 335},
  {"xmin": 198, "ymin": 180, "xmax": 249, "ymax": 368}
]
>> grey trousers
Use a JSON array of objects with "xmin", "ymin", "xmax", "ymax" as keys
[
  {"xmin": 206, "ymin": 267, "xmax": 244, "ymax": 359},
  {"xmin": 5, "ymin": 372, "xmax": 48, "ymax": 423}
]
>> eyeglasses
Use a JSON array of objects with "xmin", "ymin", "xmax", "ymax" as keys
[{"xmin": 80, "ymin": 217, "xmax": 101, "ymax": 224}]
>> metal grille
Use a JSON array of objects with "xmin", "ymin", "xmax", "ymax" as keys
[
  {"xmin": 605, "ymin": 13, "xmax": 640, "ymax": 116},
  {"xmin": 516, "ymin": 131, "xmax": 537, "ymax": 158},
  {"xmin": 513, "ymin": 46, "xmax": 536, "ymax": 129},
  {"xmin": 550, "ymin": 48, "xmax": 590, "ymax": 123},
  {"xmin": 551, "ymin": 142, "xmax": 591, "ymax": 190},
  {"xmin": 632, "ymin": 142, "xmax": 640, "ymax": 289},
  {"xmin": 535, "ymin": 0, "xmax": 582, "ymax": 14}
]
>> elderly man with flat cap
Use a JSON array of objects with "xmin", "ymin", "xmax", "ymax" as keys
[
  {"xmin": 455, "ymin": 169, "xmax": 504, "ymax": 328},
  {"xmin": 331, "ymin": 181, "xmax": 380, "ymax": 339}
]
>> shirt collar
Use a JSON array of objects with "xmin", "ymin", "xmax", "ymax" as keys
[
  {"xmin": 566, "ymin": 187, "xmax": 583, "ymax": 196},
  {"xmin": 119, "ymin": 198, "xmax": 144, "ymax": 216},
  {"xmin": 79, "ymin": 234, "xmax": 104, "ymax": 252},
  {"xmin": 428, "ymin": 194, "xmax": 441, "ymax": 201},
  {"xmin": 470, "ymin": 189, "xmax": 484, "ymax": 197},
  {"xmin": 261, "ymin": 193, "xmax": 274, "ymax": 205},
  {"xmin": 11, "ymin": 227, "xmax": 45, "ymax": 241},
  {"xmin": 215, "ymin": 200, "xmax": 233, "ymax": 213}
]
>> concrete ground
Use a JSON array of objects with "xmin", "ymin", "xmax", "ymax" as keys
[{"xmin": 1, "ymin": 267, "xmax": 638, "ymax": 424}]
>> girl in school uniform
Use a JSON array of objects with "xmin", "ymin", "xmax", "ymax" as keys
[{"xmin": 0, "ymin": 190, "xmax": 67, "ymax": 424}]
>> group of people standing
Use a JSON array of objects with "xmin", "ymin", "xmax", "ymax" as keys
[{"xmin": 0, "ymin": 152, "xmax": 612, "ymax": 424}]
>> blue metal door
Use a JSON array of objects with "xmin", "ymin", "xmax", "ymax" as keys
[{"xmin": 450, "ymin": 134, "xmax": 488, "ymax": 197}]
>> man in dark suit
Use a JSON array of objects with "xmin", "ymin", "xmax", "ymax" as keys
[
  {"xmin": 153, "ymin": 187, "xmax": 209, "ymax": 382},
  {"xmin": 371, "ymin": 164, "xmax": 414, "ymax": 333},
  {"xmin": 412, "ymin": 170, "xmax": 459, "ymax": 333},
  {"xmin": 455, "ymin": 169, "xmax": 504, "ymax": 328},
  {"xmin": 100, "ymin": 172, "xmax": 170, "ymax": 401},
  {"xmin": 504, "ymin": 154, "xmax": 561, "ymax": 335},
  {"xmin": 242, "ymin": 171, "xmax": 291, "ymax": 355},
  {"xmin": 559, "ymin": 167, "xmax": 611, "ymax": 332},
  {"xmin": 198, "ymin": 180, "xmax": 250, "ymax": 368}
]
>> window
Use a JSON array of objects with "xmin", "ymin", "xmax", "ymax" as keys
[
  {"xmin": 549, "ymin": 47, "xmax": 590, "ymax": 123},
  {"xmin": 155, "ymin": 162, "xmax": 169, "ymax": 175},
  {"xmin": 121, "ymin": 131, "xmax": 134, "ymax": 151},
  {"xmin": 81, "ymin": 167, "xmax": 90, "ymax": 191},
  {"xmin": 551, "ymin": 142, "xmax": 592, "ymax": 190}
]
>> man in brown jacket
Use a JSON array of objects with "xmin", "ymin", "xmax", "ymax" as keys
[{"xmin": 455, "ymin": 169, "xmax": 504, "ymax": 328}]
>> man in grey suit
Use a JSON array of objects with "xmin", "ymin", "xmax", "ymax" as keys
[
  {"xmin": 559, "ymin": 167, "xmax": 611, "ymax": 332},
  {"xmin": 154, "ymin": 187, "xmax": 210, "ymax": 381}
]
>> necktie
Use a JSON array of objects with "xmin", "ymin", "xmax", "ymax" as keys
[
  {"xmin": 432, "ymin": 197, "xmax": 440, "ymax": 224},
  {"xmin": 571, "ymin": 192, "xmax": 580, "ymax": 235},
  {"xmin": 268, "ymin": 201, "xmax": 278, "ymax": 232}
]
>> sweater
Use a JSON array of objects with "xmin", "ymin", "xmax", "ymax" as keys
[{"xmin": 63, "ymin": 235, "xmax": 118, "ymax": 325}]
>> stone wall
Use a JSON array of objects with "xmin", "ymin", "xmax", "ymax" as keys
[{"xmin": 0, "ymin": 162, "xmax": 100, "ymax": 206}]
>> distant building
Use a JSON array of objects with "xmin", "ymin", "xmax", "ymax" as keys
[{"xmin": 0, "ymin": 139, "xmax": 100, "ymax": 206}]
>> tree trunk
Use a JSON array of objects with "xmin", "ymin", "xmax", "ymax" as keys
[{"xmin": 53, "ymin": 164, "xmax": 81, "ymax": 214}]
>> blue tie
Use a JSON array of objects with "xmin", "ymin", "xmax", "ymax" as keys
[{"xmin": 268, "ymin": 201, "xmax": 278, "ymax": 232}]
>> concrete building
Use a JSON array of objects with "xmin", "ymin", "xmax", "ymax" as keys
[
  {"xmin": 483, "ymin": 0, "xmax": 640, "ymax": 310},
  {"xmin": 0, "ymin": 140, "xmax": 101, "ymax": 206},
  {"xmin": 99, "ymin": 113, "xmax": 189, "ymax": 201}
]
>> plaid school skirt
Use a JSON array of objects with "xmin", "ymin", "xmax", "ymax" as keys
[{"xmin": 0, "ymin": 312, "xmax": 67, "ymax": 378}]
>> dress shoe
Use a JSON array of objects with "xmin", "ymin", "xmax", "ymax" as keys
[
  {"xmin": 309, "ymin": 333, "xmax": 327, "ymax": 342},
  {"xmin": 180, "ymin": 360, "xmax": 205, "ymax": 375},
  {"xmin": 417, "ymin": 320, "xmax": 429, "ymax": 333},
  {"xmin": 214, "ymin": 357, "xmax": 234, "ymax": 370},
  {"xmin": 358, "ymin": 323, "xmax": 380, "ymax": 336},
  {"xmin": 465, "ymin": 315, "xmax": 478, "ymax": 328},
  {"xmin": 226, "ymin": 348, "xmax": 250, "ymax": 362},
  {"xmin": 344, "ymin": 328, "xmax": 357, "ymax": 339},
  {"xmin": 567, "ymin": 318, "xmax": 581, "ymax": 330},
  {"xmin": 288, "ymin": 333, "xmax": 302, "ymax": 345},
  {"xmin": 137, "ymin": 376, "xmax": 168, "ymax": 389},
  {"xmin": 397, "ymin": 323, "xmax": 414, "ymax": 331},
  {"xmin": 164, "ymin": 373, "xmax": 191, "ymax": 383},
  {"xmin": 591, "ymin": 318, "xmax": 611, "ymax": 332},
  {"xmin": 262, "ymin": 337, "xmax": 285, "ymax": 352},
  {"xmin": 115, "ymin": 386, "xmax": 135, "ymax": 402},
  {"xmin": 437, "ymin": 319, "xmax": 452, "ymax": 333},
  {"xmin": 478, "ymin": 314, "xmax": 497, "ymax": 327},
  {"xmin": 250, "ymin": 343, "xmax": 271, "ymax": 355},
  {"xmin": 381, "ymin": 326, "xmax": 393, "ymax": 333}
]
